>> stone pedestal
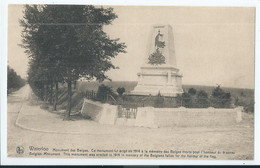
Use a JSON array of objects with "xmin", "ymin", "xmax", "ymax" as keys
[
  {"xmin": 131, "ymin": 65, "xmax": 183, "ymax": 96},
  {"xmin": 131, "ymin": 24, "xmax": 183, "ymax": 97}
]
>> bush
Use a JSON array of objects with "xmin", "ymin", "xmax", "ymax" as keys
[
  {"xmin": 117, "ymin": 87, "xmax": 125, "ymax": 96},
  {"xmin": 154, "ymin": 92, "xmax": 164, "ymax": 108},
  {"xmin": 245, "ymin": 101, "xmax": 254, "ymax": 113},
  {"xmin": 211, "ymin": 85, "xmax": 232, "ymax": 108},
  {"xmin": 182, "ymin": 92, "xmax": 192, "ymax": 107},
  {"xmin": 235, "ymin": 97, "xmax": 254, "ymax": 113},
  {"xmin": 196, "ymin": 90, "xmax": 209, "ymax": 108},
  {"xmin": 96, "ymin": 84, "xmax": 115, "ymax": 101},
  {"xmin": 188, "ymin": 88, "xmax": 197, "ymax": 95}
]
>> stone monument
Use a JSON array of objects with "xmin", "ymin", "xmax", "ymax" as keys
[{"xmin": 131, "ymin": 24, "xmax": 183, "ymax": 97}]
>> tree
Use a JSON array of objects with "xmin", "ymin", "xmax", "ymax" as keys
[
  {"xmin": 27, "ymin": 60, "xmax": 45, "ymax": 100},
  {"xmin": 20, "ymin": 5, "xmax": 126, "ymax": 120},
  {"xmin": 7, "ymin": 66, "xmax": 26, "ymax": 93},
  {"xmin": 211, "ymin": 85, "xmax": 231, "ymax": 108},
  {"xmin": 20, "ymin": 5, "xmax": 64, "ymax": 107},
  {"xmin": 187, "ymin": 88, "xmax": 197, "ymax": 107}
]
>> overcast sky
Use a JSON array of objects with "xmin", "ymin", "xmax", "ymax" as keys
[{"xmin": 8, "ymin": 5, "xmax": 255, "ymax": 89}]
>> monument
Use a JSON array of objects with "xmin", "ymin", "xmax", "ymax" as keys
[{"xmin": 131, "ymin": 24, "xmax": 183, "ymax": 97}]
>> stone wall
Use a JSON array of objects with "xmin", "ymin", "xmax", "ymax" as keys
[
  {"xmin": 135, "ymin": 107, "xmax": 158, "ymax": 128},
  {"xmin": 115, "ymin": 107, "xmax": 242, "ymax": 128},
  {"xmin": 81, "ymin": 99, "xmax": 103, "ymax": 121},
  {"xmin": 98, "ymin": 104, "xmax": 118, "ymax": 125},
  {"xmin": 81, "ymin": 99, "xmax": 243, "ymax": 128},
  {"xmin": 153, "ymin": 107, "xmax": 242, "ymax": 127},
  {"xmin": 81, "ymin": 99, "xmax": 118, "ymax": 125}
]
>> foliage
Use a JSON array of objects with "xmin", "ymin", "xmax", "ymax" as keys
[
  {"xmin": 235, "ymin": 96, "xmax": 254, "ymax": 113},
  {"xmin": 96, "ymin": 84, "xmax": 115, "ymax": 101},
  {"xmin": 117, "ymin": 87, "xmax": 125, "ymax": 96},
  {"xmin": 188, "ymin": 88, "xmax": 197, "ymax": 95},
  {"xmin": 20, "ymin": 5, "xmax": 126, "ymax": 119},
  {"xmin": 7, "ymin": 66, "xmax": 26, "ymax": 93},
  {"xmin": 181, "ymin": 92, "xmax": 192, "ymax": 107},
  {"xmin": 78, "ymin": 81, "xmax": 254, "ymax": 111},
  {"xmin": 181, "ymin": 86, "xmax": 231, "ymax": 108},
  {"xmin": 211, "ymin": 85, "xmax": 232, "ymax": 108},
  {"xmin": 197, "ymin": 90, "xmax": 208, "ymax": 98},
  {"xmin": 154, "ymin": 92, "xmax": 164, "ymax": 108},
  {"xmin": 148, "ymin": 49, "xmax": 166, "ymax": 65},
  {"xmin": 177, "ymin": 89, "xmax": 209, "ymax": 108},
  {"xmin": 244, "ymin": 101, "xmax": 254, "ymax": 113},
  {"xmin": 196, "ymin": 90, "xmax": 209, "ymax": 108}
]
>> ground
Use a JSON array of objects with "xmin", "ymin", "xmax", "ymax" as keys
[{"xmin": 7, "ymin": 85, "xmax": 254, "ymax": 160}]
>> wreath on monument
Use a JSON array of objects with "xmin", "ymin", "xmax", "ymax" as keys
[{"xmin": 148, "ymin": 49, "xmax": 166, "ymax": 65}]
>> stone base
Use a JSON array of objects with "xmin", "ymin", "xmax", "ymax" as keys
[
  {"xmin": 130, "ymin": 84, "xmax": 183, "ymax": 97},
  {"xmin": 131, "ymin": 65, "xmax": 183, "ymax": 97}
]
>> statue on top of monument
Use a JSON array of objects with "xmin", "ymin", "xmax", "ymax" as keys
[
  {"xmin": 155, "ymin": 30, "xmax": 165, "ymax": 49},
  {"xmin": 148, "ymin": 30, "xmax": 166, "ymax": 65}
]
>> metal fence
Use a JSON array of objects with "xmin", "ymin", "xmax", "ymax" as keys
[
  {"xmin": 118, "ymin": 106, "xmax": 137, "ymax": 119},
  {"xmin": 85, "ymin": 90, "xmax": 97, "ymax": 99}
]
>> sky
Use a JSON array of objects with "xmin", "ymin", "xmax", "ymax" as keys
[{"xmin": 8, "ymin": 5, "xmax": 255, "ymax": 89}]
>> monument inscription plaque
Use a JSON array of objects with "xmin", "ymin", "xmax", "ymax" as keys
[{"xmin": 131, "ymin": 24, "xmax": 183, "ymax": 96}]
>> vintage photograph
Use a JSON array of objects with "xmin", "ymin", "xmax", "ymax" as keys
[{"xmin": 7, "ymin": 4, "xmax": 255, "ymax": 160}]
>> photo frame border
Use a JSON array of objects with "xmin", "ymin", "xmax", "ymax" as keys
[{"xmin": 1, "ymin": 0, "xmax": 259, "ymax": 165}]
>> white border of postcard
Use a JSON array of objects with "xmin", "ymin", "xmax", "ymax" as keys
[{"xmin": 1, "ymin": 0, "xmax": 260, "ymax": 165}]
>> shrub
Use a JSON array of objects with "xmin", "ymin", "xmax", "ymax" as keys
[
  {"xmin": 176, "ymin": 94, "xmax": 182, "ymax": 106},
  {"xmin": 96, "ymin": 84, "xmax": 115, "ymax": 101},
  {"xmin": 235, "ymin": 96, "xmax": 254, "ymax": 113},
  {"xmin": 211, "ymin": 85, "xmax": 232, "ymax": 108},
  {"xmin": 188, "ymin": 88, "xmax": 197, "ymax": 96},
  {"xmin": 117, "ymin": 87, "xmax": 126, "ymax": 96},
  {"xmin": 154, "ymin": 92, "xmax": 164, "ymax": 108},
  {"xmin": 197, "ymin": 90, "xmax": 208, "ymax": 98},
  {"xmin": 182, "ymin": 92, "xmax": 192, "ymax": 107},
  {"xmin": 245, "ymin": 101, "xmax": 254, "ymax": 113},
  {"xmin": 196, "ymin": 90, "xmax": 209, "ymax": 108}
]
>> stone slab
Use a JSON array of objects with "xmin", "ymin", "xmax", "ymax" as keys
[
  {"xmin": 99, "ymin": 104, "xmax": 118, "ymax": 125},
  {"xmin": 135, "ymin": 107, "xmax": 158, "ymax": 128}
]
